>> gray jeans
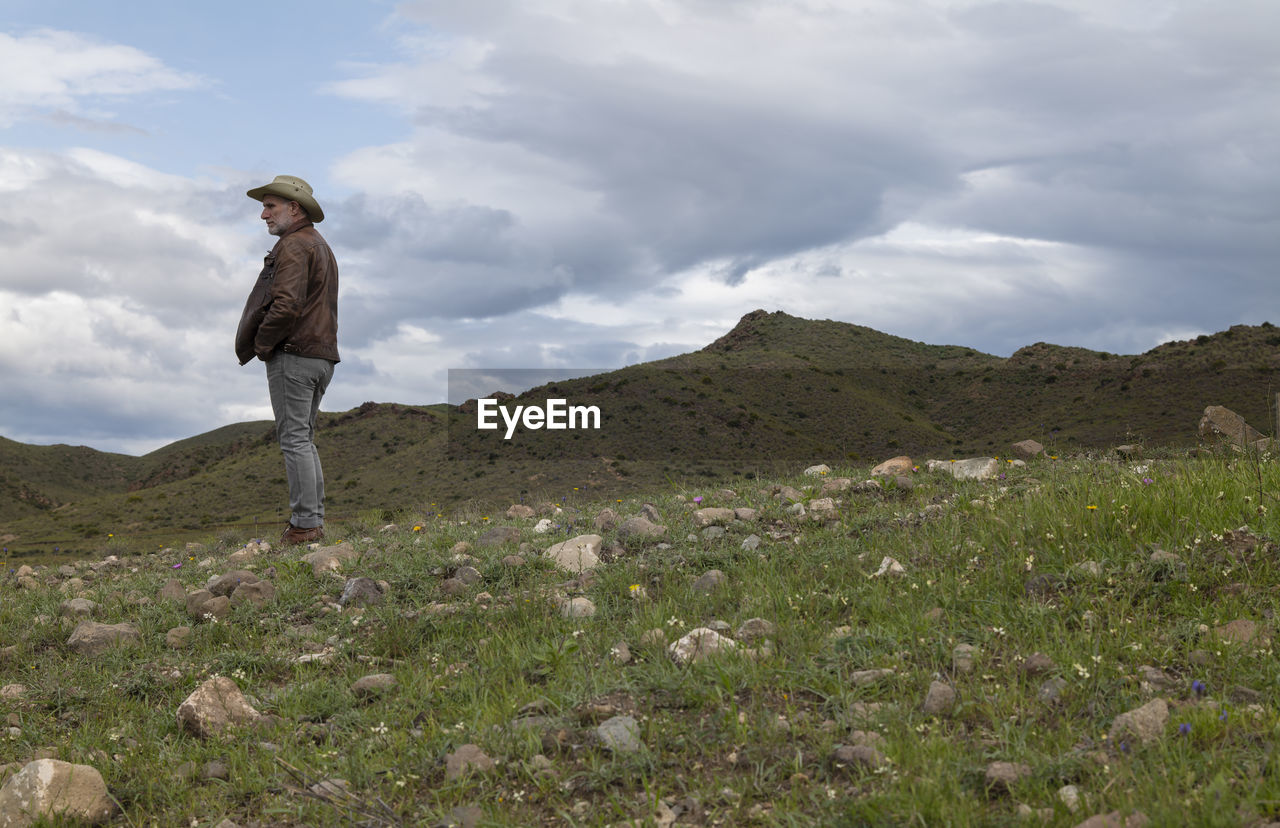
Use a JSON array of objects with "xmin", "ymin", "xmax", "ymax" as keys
[{"xmin": 266, "ymin": 353, "xmax": 334, "ymax": 529}]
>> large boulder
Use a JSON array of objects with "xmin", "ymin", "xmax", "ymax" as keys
[
  {"xmin": 1198, "ymin": 405, "xmax": 1264, "ymax": 448},
  {"xmin": 871, "ymin": 456, "xmax": 913, "ymax": 477},
  {"xmin": 0, "ymin": 759, "xmax": 115, "ymax": 826},
  {"xmin": 66, "ymin": 621, "xmax": 141, "ymax": 656}
]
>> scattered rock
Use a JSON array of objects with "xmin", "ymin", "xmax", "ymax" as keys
[
  {"xmin": 66, "ymin": 622, "xmax": 141, "ymax": 656},
  {"xmin": 831, "ymin": 744, "xmax": 887, "ymax": 770},
  {"xmin": 984, "ymin": 761, "xmax": 1032, "ymax": 793},
  {"xmin": 1021, "ymin": 653, "xmax": 1055, "ymax": 676},
  {"xmin": 740, "ymin": 534, "xmax": 761, "ymax": 551},
  {"xmin": 596, "ymin": 715, "xmax": 642, "ymax": 753},
  {"xmin": 1198, "ymin": 405, "xmax": 1264, "ymax": 448},
  {"xmin": 618, "ymin": 516, "xmax": 667, "ymax": 540},
  {"xmin": 351, "ymin": 674, "xmax": 397, "ymax": 700},
  {"xmin": 506, "ymin": 504, "xmax": 535, "ymax": 519},
  {"xmin": 165, "ymin": 627, "xmax": 192, "ymax": 649},
  {"xmin": 208, "ymin": 570, "xmax": 259, "ymax": 597},
  {"xmin": 176, "ymin": 676, "xmax": 260, "ymax": 738},
  {"xmin": 1012, "ymin": 440, "xmax": 1044, "ymax": 458},
  {"xmin": 870, "ymin": 557, "xmax": 906, "ymax": 578},
  {"xmin": 544, "ymin": 535, "xmax": 602, "ymax": 573},
  {"xmin": 444, "ymin": 744, "xmax": 495, "ymax": 781},
  {"xmin": 339, "ymin": 577, "xmax": 385, "ymax": 607},
  {"xmin": 58, "ymin": 598, "xmax": 96, "ymax": 619},
  {"xmin": 735, "ymin": 618, "xmax": 776, "ymax": 644},
  {"xmin": 692, "ymin": 569, "xmax": 727, "ymax": 592},
  {"xmin": 952, "ymin": 643, "xmax": 978, "ymax": 673},
  {"xmin": 0, "ymin": 759, "xmax": 115, "ymax": 826},
  {"xmin": 1215, "ymin": 619, "xmax": 1265, "ymax": 645},
  {"xmin": 558, "ymin": 597, "xmax": 597, "ymax": 619},
  {"xmin": 669, "ymin": 628, "xmax": 737, "ymax": 665},
  {"xmin": 929, "ymin": 458, "xmax": 1000, "ymax": 480},
  {"xmin": 301, "ymin": 543, "xmax": 358, "ymax": 575},
  {"xmin": 922, "ymin": 681, "xmax": 956, "ymax": 716},
  {"xmin": 692, "ymin": 508, "xmax": 735, "ymax": 528},
  {"xmin": 804, "ymin": 464, "xmax": 831, "ymax": 476},
  {"xmin": 229, "ymin": 580, "xmax": 275, "ymax": 608},
  {"xmin": 849, "ymin": 669, "xmax": 895, "ymax": 687},
  {"xmin": 593, "ymin": 508, "xmax": 618, "ymax": 531},
  {"xmin": 1108, "ymin": 698, "xmax": 1168, "ymax": 747},
  {"xmin": 871, "ymin": 456, "xmax": 913, "ymax": 477}
]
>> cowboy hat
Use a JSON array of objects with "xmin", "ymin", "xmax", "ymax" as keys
[{"xmin": 246, "ymin": 174, "xmax": 324, "ymax": 222}]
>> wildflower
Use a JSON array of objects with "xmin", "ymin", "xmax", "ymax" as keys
[
  {"xmin": 693, "ymin": 496, "xmax": 703, "ymax": 504},
  {"xmin": 172, "ymin": 563, "xmax": 182, "ymax": 569},
  {"xmin": 413, "ymin": 525, "xmax": 421, "ymax": 532},
  {"xmin": 1178, "ymin": 723, "xmax": 1191, "ymax": 736},
  {"xmin": 371, "ymin": 722, "xmax": 389, "ymax": 735},
  {"xmin": 1086, "ymin": 504, "xmax": 1098, "ymax": 510},
  {"xmin": 1219, "ymin": 708, "xmax": 1229, "ymax": 723},
  {"xmin": 1073, "ymin": 663, "xmax": 1090, "ymax": 679},
  {"xmin": 1142, "ymin": 477, "xmax": 1154, "ymax": 485},
  {"xmin": 666, "ymin": 616, "xmax": 681, "ymax": 627},
  {"xmin": 1191, "ymin": 680, "xmax": 1207, "ymax": 696}
]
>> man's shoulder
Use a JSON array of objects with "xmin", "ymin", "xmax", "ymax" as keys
[{"xmin": 279, "ymin": 224, "xmax": 329, "ymax": 251}]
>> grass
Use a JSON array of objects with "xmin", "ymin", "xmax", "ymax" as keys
[{"xmin": 2, "ymin": 445, "xmax": 1280, "ymax": 825}]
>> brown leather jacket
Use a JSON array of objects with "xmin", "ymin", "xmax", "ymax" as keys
[{"xmin": 235, "ymin": 223, "xmax": 340, "ymax": 365}]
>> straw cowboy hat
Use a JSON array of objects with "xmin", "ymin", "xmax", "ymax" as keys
[{"xmin": 246, "ymin": 175, "xmax": 324, "ymax": 222}]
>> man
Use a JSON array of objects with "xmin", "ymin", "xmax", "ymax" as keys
[{"xmin": 236, "ymin": 175, "xmax": 339, "ymax": 545}]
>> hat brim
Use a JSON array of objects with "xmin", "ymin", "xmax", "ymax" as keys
[{"xmin": 247, "ymin": 183, "xmax": 324, "ymax": 223}]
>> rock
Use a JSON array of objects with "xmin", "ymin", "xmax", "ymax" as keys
[
  {"xmin": 201, "ymin": 760, "xmax": 229, "ymax": 781},
  {"xmin": 300, "ymin": 543, "xmax": 358, "ymax": 575},
  {"xmin": 156, "ymin": 579, "xmax": 186, "ymax": 603},
  {"xmin": 734, "ymin": 508, "xmax": 757, "ymax": 522},
  {"xmin": 351, "ymin": 674, "xmax": 397, "ymax": 700},
  {"xmin": 922, "ymin": 681, "xmax": 956, "ymax": 716},
  {"xmin": 1021, "ymin": 653, "xmax": 1055, "ymax": 676},
  {"xmin": 230, "ymin": 580, "xmax": 275, "ymax": 608},
  {"xmin": 807, "ymin": 497, "xmax": 838, "ymax": 519},
  {"xmin": 533, "ymin": 518, "xmax": 554, "ymax": 534},
  {"xmin": 0, "ymin": 759, "xmax": 115, "ymax": 826},
  {"xmin": 544, "ymin": 535, "xmax": 602, "ymax": 573},
  {"xmin": 208, "ymin": 570, "xmax": 259, "ymax": 597},
  {"xmin": 1012, "ymin": 439, "xmax": 1044, "ymax": 458},
  {"xmin": 478, "ymin": 526, "xmax": 521, "ymax": 547},
  {"xmin": 444, "ymin": 744, "xmax": 495, "ymax": 781},
  {"xmin": 692, "ymin": 570, "xmax": 727, "ymax": 592},
  {"xmin": 669, "ymin": 628, "xmax": 738, "ymax": 665},
  {"xmin": 58, "ymin": 598, "xmax": 96, "ymax": 619},
  {"xmin": 0, "ymin": 685, "xmax": 25, "ymax": 701},
  {"xmin": 339, "ymin": 577, "xmax": 385, "ymax": 607},
  {"xmin": 831, "ymin": 744, "xmax": 888, "ymax": 770},
  {"xmin": 1072, "ymin": 811, "xmax": 1150, "ymax": 828},
  {"xmin": 692, "ymin": 508, "xmax": 735, "ymax": 528},
  {"xmin": 701, "ymin": 526, "xmax": 726, "ymax": 541},
  {"xmin": 735, "ymin": 618, "xmax": 776, "ymax": 644},
  {"xmin": 558, "ymin": 597, "xmax": 597, "ymax": 619},
  {"xmin": 641, "ymin": 503, "xmax": 662, "ymax": 523},
  {"xmin": 1038, "ymin": 677, "xmax": 1067, "ymax": 705},
  {"xmin": 1108, "ymin": 698, "xmax": 1168, "ymax": 747},
  {"xmin": 871, "ymin": 456, "xmax": 913, "ymax": 477},
  {"xmin": 804, "ymin": 464, "xmax": 832, "ymax": 476},
  {"xmin": 822, "ymin": 478, "xmax": 854, "ymax": 494},
  {"xmin": 892, "ymin": 475, "xmax": 914, "ymax": 491},
  {"xmin": 984, "ymin": 761, "xmax": 1032, "ymax": 793},
  {"xmin": 740, "ymin": 534, "xmax": 761, "ymax": 551},
  {"xmin": 639, "ymin": 629, "xmax": 666, "ymax": 648},
  {"xmin": 66, "ymin": 622, "xmax": 140, "ymax": 656},
  {"xmin": 186, "ymin": 590, "xmax": 230, "ymax": 621},
  {"xmin": 930, "ymin": 457, "xmax": 1000, "ymax": 480},
  {"xmin": 1114, "ymin": 444, "xmax": 1142, "ymax": 459},
  {"xmin": 1136, "ymin": 665, "xmax": 1176, "ymax": 692},
  {"xmin": 775, "ymin": 485, "xmax": 805, "ymax": 504},
  {"xmin": 1198, "ymin": 405, "xmax": 1264, "ymax": 448},
  {"xmin": 617, "ymin": 517, "xmax": 667, "ymax": 540},
  {"xmin": 609, "ymin": 641, "xmax": 631, "ymax": 664},
  {"xmin": 593, "ymin": 508, "xmax": 618, "ymax": 531},
  {"xmin": 437, "ymin": 805, "xmax": 483, "ymax": 828},
  {"xmin": 1058, "ymin": 784, "xmax": 1082, "ymax": 813},
  {"xmin": 849, "ymin": 669, "xmax": 895, "ymax": 686},
  {"xmin": 166, "ymin": 627, "xmax": 192, "ymax": 649},
  {"xmin": 870, "ymin": 557, "xmax": 906, "ymax": 578},
  {"xmin": 506, "ymin": 504, "xmax": 535, "ymax": 519},
  {"xmin": 176, "ymin": 676, "xmax": 260, "ymax": 738},
  {"xmin": 596, "ymin": 715, "xmax": 642, "ymax": 753},
  {"xmin": 953, "ymin": 644, "xmax": 978, "ymax": 673},
  {"xmin": 501, "ymin": 555, "xmax": 525, "ymax": 567},
  {"xmin": 1215, "ymin": 619, "xmax": 1265, "ymax": 644}
]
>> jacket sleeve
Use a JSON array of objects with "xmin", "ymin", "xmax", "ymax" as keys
[{"xmin": 253, "ymin": 238, "xmax": 309, "ymax": 359}]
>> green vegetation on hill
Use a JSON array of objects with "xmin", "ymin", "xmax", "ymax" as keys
[{"xmin": 2, "ymin": 311, "xmax": 1278, "ymax": 554}]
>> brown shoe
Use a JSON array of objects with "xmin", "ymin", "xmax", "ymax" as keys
[{"xmin": 281, "ymin": 524, "xmax": 324, "ymax": 545}]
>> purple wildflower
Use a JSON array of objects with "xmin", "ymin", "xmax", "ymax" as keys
[
  {"xmin": 693, "ymin": 496, "xmax": 703, "ymax": 504},
  {"xmin": 1178, "ymin": 723, "xmax": 1191, "ymax": 736},
  {"xmin": 1191, "ymin": 680, "xmax": 1207, "ymax": 696},
  {"xmin": 172, "ymin": 563, "xmax": 182, "ymax": 569},
  {"xmin": 1142, "ymin": 477, "xmax": 1154, "ymax": 485}
]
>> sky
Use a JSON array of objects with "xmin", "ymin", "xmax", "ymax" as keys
[{"xmin": 0, "ymin": 0, "xmax": 1276, "ymax": 455}]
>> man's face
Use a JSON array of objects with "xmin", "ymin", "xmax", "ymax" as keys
[{"xmin": 261, "ymin": 195, "xmax": 302, "ymax": 236}]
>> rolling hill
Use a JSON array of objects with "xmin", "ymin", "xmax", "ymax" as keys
[{"xmin": 3, "ymin": 310, "xmax": 1277, "ymax": 556}]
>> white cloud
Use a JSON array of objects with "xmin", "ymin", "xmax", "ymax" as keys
[{"xmin": 0, "ymin": 29, "xmax": 202, "ymax": 127}]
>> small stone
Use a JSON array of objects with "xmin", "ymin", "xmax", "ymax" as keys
[
  {"xmin": 544, "ymin": 534, "xmax": 602, "ymax": 573},
  {"xmin": 1108, "ymin": 698, "xmax": 1168, "ymax": 747},
  {"xmin": 870, "ymin": 557, "xmax": 905, "ymax": 577},
  {"xmin": 208, "ymin": 570, "xmax": 259, "ymax": 597},
  {"xmin": 849, "ymin": 669, "xmax": 895, "ymax": 686},
  {"xmin": 804, "ymin": 464, "xmax": 831, "ymax": 476},
  {"xmin": 669, "ymin": 628, "xmax": 737, "ymax": 665},
  {"xmin": 1021, "ymin": 653, "xmax": 1055, "ymax": 676},
  {"xmin": 952, "ymin": 643, "xmax": 978, "ymax": 673},
  {"xmin": 609, "ymin": 641, "xmax": 631, "ymax": 664},
  {"xmin": 58, "ymin": 598, "xmax": 97, "ymax": 618},
  {"xmin": 166, "ymin": 627, "xmax": 192, "ymax": 649},
  {"xmin": 831, "ymin": 744, "xmax": 887, "ymax": 770},
  {"xmin": 1038, "ymin": 677, "xmax": 1067, "ymax": 705},
  {"xmin": 176, "ymin": 676, "xmax": 260, "ymax": 738},
  {"xmin": 351, "ymin": 674, "xmax": 397, "ymax": 700},
  {"xmin": 0, "ymin": 759, "xmax": 116, "ymax": 825},
  {"xmin": 1058, "ymin": 784, "xmax": 1082, "ymax": 813},
  {"xmin": 507, "ymin": 504, "xmax": 535, "ymax": 519},
  {"xmin": 201, "ymin": 760, "xmax": 229, "ymax": 781},
  {"xmin": 692, "ymin": 569, "xmax": 727, "ymax": 592},
  {"xmin": 339, "ymin": 577, "xmax": 385, "ymax": 607},
  {"xmin": 0, "ymin": 685, "xmax": 25, "ymax": 700},
  {"xmin": 740, "ymin": 534, "xmax": 761, "ymax": 551},
  {"xmin": 735, "ymin": 618, "xmax": 776, "ymax": 644},
  {"xmin": 559, "ymin": 597, "xmax": 597, "ymax": 619},
  {"xmin": 596, "ymin": 715, "xmax": 642, "ymax": 753},
  {"xmin": 478, "ymin": 525, "xmax": 521, "ymax": 547},
  {"xmin": 229, "ymin": 580, "xmax": 275, "ymax": 608},
  {"xmin": 66, "ymin": 622, "xmax": 141, "ymax": 655},
  {"xmin": 984, "ymin": 761, "xmax": 1032, "ymax": 793},
  {"xmin": 618, "ymin": 516, "xmax": 667, "ymax": 540},
  {"xmin": 444, "ymin": 744, "xmax": 495, "ymax": 781},
  {"xmin": 922, "ymin": 681, "xmax": 956, "ymax": 716}
]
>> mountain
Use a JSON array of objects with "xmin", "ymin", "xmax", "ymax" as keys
[{"xmin": 3, "ymin": 310, "xmax": 1277, "ymax": 555}]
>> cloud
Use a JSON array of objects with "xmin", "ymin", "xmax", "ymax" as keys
[{"xmin": 0, "ymin": 28, "xmax": 202, "ymax": 128}]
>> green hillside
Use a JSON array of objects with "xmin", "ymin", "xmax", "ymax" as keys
[{"xmin": 2, "ymin": 310, "xmax": 1277, "ymax": 556}]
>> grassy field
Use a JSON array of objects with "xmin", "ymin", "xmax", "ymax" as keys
[{"xmin": 2, "ymin": 445, "xmax": 1279, "ymax": 826}]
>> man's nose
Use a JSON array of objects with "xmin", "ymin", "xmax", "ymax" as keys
[{"xmin": 261, "ymin": 207, "xmax": 270, "ymax": 219}]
